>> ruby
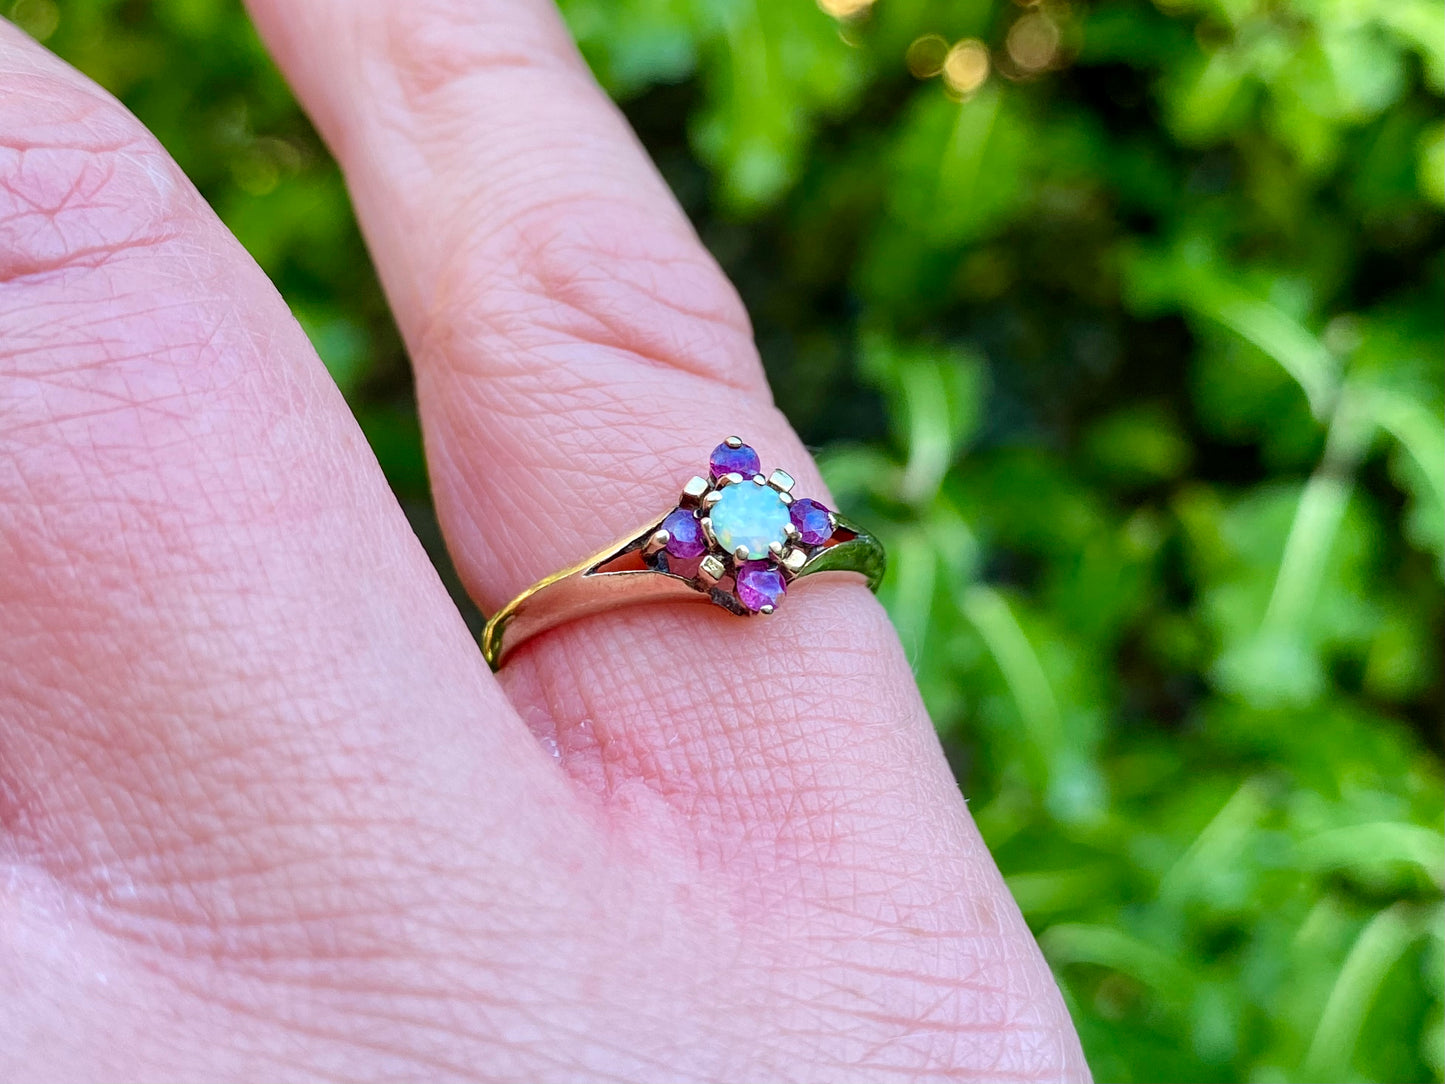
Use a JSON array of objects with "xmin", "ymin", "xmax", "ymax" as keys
[
  {"xmin": 789, "ymin": 498, "xmax": 833, "ymax": 546},
  {"xmin": 735, "ymin": 561, "xmax": 786, "ymax": 613},
  {"xmin": 709, "ymin": 441, "xmax": 760, "ymax": 479},
  {"xmin": 662, "ymin": 509, "xmax": 707, "ymax": 559}
]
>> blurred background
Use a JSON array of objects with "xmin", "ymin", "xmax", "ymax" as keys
[{"xmin": 18, "ymin": 0, "xmax": 1443, "ymax": 1079}]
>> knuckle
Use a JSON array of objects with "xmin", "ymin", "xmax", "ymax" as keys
[
  {"xmin": 431, "ymin": 193, "xmax": 760, "ymax": 391},
  {"xmin": 0, "ymin": 66, "xmax": 187, "ymax": 285},
  {"xmin": 0, "ymin": 67, "xmax": 242, "ymax": 445},
  {"xmin": 0, "ymin": 66, "xmax": 289, "ymax": 592},
  {"xmin": 374, "ymin": 0, "xmax": 565, "ymax": 110}
]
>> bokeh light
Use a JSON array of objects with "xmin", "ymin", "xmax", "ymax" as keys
[
  {"xmin": 905, "ymin": 34, "xmax": 950, "ymax": 79},
  {"xmin": 816, "ymin": 0, "xmax": 874, "ymax": 20},
  {"xmin": 9, "ymin": 0, "xmax": 60, "ymax": 41},
  {"xmin": 942, "ymin": 39, "xmax": 991, "ymax": 96},
  {"xmin": 1006, "ymin": 11, "xmax": 1062, "ymax": 73}
]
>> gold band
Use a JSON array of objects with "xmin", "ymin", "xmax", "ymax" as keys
[{"xmin": 480, "ymin": 511, "xmax": 884, "ymax": 670}]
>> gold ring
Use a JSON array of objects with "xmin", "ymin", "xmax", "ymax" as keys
[{"xmin": 481, "ymin": 437, "xmax": 886, "ymax": 669}]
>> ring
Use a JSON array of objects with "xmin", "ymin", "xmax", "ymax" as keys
[{"xmin": 481, "ymin": 437, "xmax": 887, "ymax": 669}]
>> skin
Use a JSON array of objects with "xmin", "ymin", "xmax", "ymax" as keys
[{"xmin": 0, "ymin": 2, "xmax": 1089, "ymax": 1080}]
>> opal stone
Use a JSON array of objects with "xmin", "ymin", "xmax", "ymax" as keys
[
  {"xmin": 709, "ymin": 441, "xmax": 761, "ymax": 479},
  {"xmin": 661, "ymin": 509, "xmax": 707, "ymax": 558},
  {"xmin": 735, "ymin": 561, "xmax": 786, "ymax": 612},
  {"xmin": 709, "ymin": 481, "xmax": 790, "ymax": 560},
  {"xmin": 789, "ymin": 498, "xmax": 833, "ymax": 545}
]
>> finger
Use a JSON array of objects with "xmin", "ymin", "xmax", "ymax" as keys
[
  {"xmin": 244, "ymin": 0, "xmax": 911, "ymax": 791},
  {"xmin": 0, "ymin": 21, "xmax": 611, "ymax": 1066},
  {"xmin": 245, "ymin": 2, "xmax": 1087, "ymax": 1077},
  {"xmin": 247, "ymin": 0, "xmax": 787, "ymax": 599}
]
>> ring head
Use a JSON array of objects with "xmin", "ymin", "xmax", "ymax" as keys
[{"xmin": 478, "ymin": 437, "xmax": 884, "ymax": 667}]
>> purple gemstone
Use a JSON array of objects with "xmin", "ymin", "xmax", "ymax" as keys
[
  {"xmin": 790, "ymin": 498, "xmax": 833, "ymax": 545},
  {"xmin": 735, "ymin": 561, "xmax": 786, "ymax": 613},
  {"xmin": 709, "ymin": 440, "xmax": 760, "ymax": 480},
  {"xmin": 662, "ymin": 509, "xmax": 707, "ymax": 559}
]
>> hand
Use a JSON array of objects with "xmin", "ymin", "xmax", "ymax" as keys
[{"xmin": 0, "ymin": 3, "xmax": 1087, "ymax": 1080}]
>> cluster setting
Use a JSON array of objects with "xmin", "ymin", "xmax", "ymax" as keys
[{"xmin": 644, "ymin": 437, "xmax": 840, "ymax": 615}]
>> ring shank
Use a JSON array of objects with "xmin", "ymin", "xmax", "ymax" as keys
[{"xmin": 480, "ymin": 514, "xmax": 884, "ymax": 669}]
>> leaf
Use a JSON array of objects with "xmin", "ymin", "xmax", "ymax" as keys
[
  {"xmin": 1376, "ymin": 0, "xmax": 1445, "ymax": 92},
  {"xmin": 1185, "ymin": 277, "xmax": 1340, "ymax": 420},
  {"xmin": 690, "ymin": 0, "xmax": 867, "ymax": 211},
  {"xmin": 1302, "ymin": 904, "xmax": 1432, "ymax": 1081},
  {"xmin": 961, "ymin": 584, "xmax": 1063, "ymax": 792},
  {"xmin": 1042, "ymin": 923, "xmax": 1198, "ymax": 1009},
  {"xmin": 1083, "ymin": 403, "xmax": 1193, "ymax": 484},
  {"xmin": 1367, "ymin": 388, "xmax": 1445, "ymax": 567},
  {"xmin": 883, "ymin": 84, "xmax": 1028, "ymax": 245},
  {"xmin": 1161, "ymin": 46, "xmax": 1255, "ymax": 144},
  {"xmin": 860, "ymin": 335, "xmax": 988, "ymax": 505},
  {"xmin": 1419, "ymin": 122, "xmax": 1445, "ymax": 205},
  {"xmin": 1300, "ymin": 823, "xmax": 1445, "ymax": 890},
  {"xmin": 1180, "ymin": 481, "xmax": 1384, "ymax": 708}
]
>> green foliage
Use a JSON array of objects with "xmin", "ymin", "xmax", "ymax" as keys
[{"xmin": 28, "ymin": 0, "xmax": 1443, "ymax": 1079}]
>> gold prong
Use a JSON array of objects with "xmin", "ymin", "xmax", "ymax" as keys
[
  {"xmin": 783, "ymin": 521, "xmax": 801, "ymax": 542},
  {"xmin": 715, "ymin": 472, "xmax": 744, "ymax": 489},
  {"xmin": 724, "ymin": 435, "xmax": 744, "ymax": 448},
  {"xmin": 767, "ymin": 469, "xmax": 795, "ymax": 493},
  {"xmin": 644, "ymin": 529, "xmax": 670, "ymax": 556},
  {"xmin": 781, "ymin": 547, "xmax": 807, "ymax": 576},
  {"xmin": 733, "ymin": 545, "xmax": 752, "ymax": 562},
  {"xmin": 751, "ymin": 474, "xmax": 767, "ymax": 486},
  {"xmin": 778, "ymin": 491, "xmax": 794, "ymax": 506},
  {"xmin": 768, "ymin": 540, "xmax": 785, "ymax": 558},
  {"xmin": 758, "ymin": 604, "xmax": 775, "ymax": 616},
  {"xmin": 700, "ymin": 517, "xmax": 717, "ymax": 547},
  {"xmin": 680, "ymin": 475, "xmax": 709, "ymax": 507},
  {"xmin": 698, "ymin": 554, "xmax": 725, "ymax": 584},
  {"xmin": 701, "ymin": 490, "xmax": 724, "ymax": 510}
]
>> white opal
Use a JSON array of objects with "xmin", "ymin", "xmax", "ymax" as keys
[{"xmin": 709, "ymin": 482, "xmax": 791, "ymax": 560}]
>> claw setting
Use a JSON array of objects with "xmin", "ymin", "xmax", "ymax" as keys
[{"xmin": 648, "ymin": 438, "xmax": 842, "ymax": 614}]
